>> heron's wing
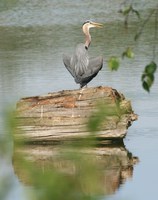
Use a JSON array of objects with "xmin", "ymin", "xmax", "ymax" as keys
[
  {"xmin": 62, "ymin": 54, "xmax": 76, "ymax": 78},
  {"xmin": 76, "ymin": 56, "xmax": 103, "ymax": 88},
  {"xmin": 82, "ymin": 56, "xmax": 103, "ymax": 78}
]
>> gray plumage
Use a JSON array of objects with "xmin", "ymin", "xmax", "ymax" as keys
[{"xmin": 63, "ymin": 21, "xmax": 103, "ymax": 88}]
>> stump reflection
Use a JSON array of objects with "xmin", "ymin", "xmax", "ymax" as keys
[{"xmin": 13, "ymin": 140, "xmax": 139, "ymax": 197}]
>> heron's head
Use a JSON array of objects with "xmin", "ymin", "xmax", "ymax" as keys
[{"xmin": 82, "ymin": 20, "xmax": 103, "ymax": 33}]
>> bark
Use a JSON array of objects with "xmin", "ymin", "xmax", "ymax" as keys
[{"xmin": 15, "ymin": 86, "xmax": 137, "ymax": 143}]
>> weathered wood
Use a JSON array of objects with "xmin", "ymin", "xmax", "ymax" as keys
[{"xmin": 15, "ymin": 86, "xmax": 137, "ymax": 142}]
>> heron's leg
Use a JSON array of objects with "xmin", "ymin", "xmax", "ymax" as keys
[
  {"xmin": 80, "ymin": 84, "xmax": 87, "ymax": 89},
  {"xmin": 78, "ymin": 87, "xmax": 84, "ymax": 100}
]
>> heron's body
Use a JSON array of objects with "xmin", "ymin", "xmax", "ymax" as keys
[{"xmin": 63, "ymin": 21, "xmax": 103, "ymax": 88}]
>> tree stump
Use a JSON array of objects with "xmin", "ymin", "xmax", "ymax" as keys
[{"xmin": 15, "ymin": 86, "xmax": 137, "ymax": 143}]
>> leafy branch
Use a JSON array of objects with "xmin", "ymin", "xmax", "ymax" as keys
[
  {"xmin": 134, "ymin": 9, "xmax": 155, "ymax": 41},
  {"xmin": 108, "ymin": 47, "xmax": 135, "ymax": 71},
  {"xmin": 109, "ymin": 2, "xmax": 158, "ymax": 92},
  {"xmin": 119, "ymin": 4, "xmax": 141, "ymax": 28}
]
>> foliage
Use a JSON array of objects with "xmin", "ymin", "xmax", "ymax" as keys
[
  {"xmin": 7, "ymin": 108, "xmax": 107, "ymax": 200},
  {"xmin": 109, "ymin": 1, "xmax": 158, "ymax": 92},
  {"xmin": 122, "ymin": 47, "xmax": 134, "ymax": 59},
  {"xmin": 2, "ymin": 99, "xmax": 125, "ymax": 200},
  {"xmin": 14, "ymin": 147, "xmax": 103, "ymax": 200},
  {"xmin": 108, "ymin": 56, "xmax": 120, "ymax": 71},
  {"xmin": 87, "ymin": 102, "xmax": 119, "ymax": 132},
  {"xmin": 141, "ymin": 61, "xmax": 157, "ymax": 92},
  {"xmin": 119, "ymin": 4, "xmax": 140, "ymax": 28},
  {"xmin": 108, "ymin": 47, "xmax": 134, "ymax": 71}
]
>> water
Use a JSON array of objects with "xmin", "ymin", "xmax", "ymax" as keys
[{"xmin": 0, "ymin": 0, "xmax": 158, "ymax": 199}]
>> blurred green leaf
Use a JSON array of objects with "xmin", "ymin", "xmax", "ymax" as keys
[
  {"xmin": 145, "ymin": 73, "xmax": 154, "ymax": 87},
  {"xmin": 141, "ymin": 62, "xmax": 157, "ymax": 92},
  {"xmin": 87, "ymin": 104, "xmax": 105, "ymax": 133},
  {"xmin": 142, "ymin": 81, "xmax": 150, "ymax": 92},
  {"xmin": 122, "ymin": 47, "xmax": 134, "ymax": 59},
  {"xmin": 87, "ymin": 103, "xmax": 119, "ymax": 133},
  {"xmin": 145, "ymin": 61, "xmax": 157, "ymax": 74},
  {"xmin": 87, "ymin": 115, "xmax": 102, "ymax": 133},
  {"xmin": 108, "ymin": 56, "xmax": 120, "ymax": 71}
]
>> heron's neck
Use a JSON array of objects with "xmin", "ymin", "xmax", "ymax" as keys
[
  {"xmin": 83, "ymin": 26, "xmax": 91, "ymax": 49},
  {"xmin": 85, "ymin": 34, "xmax": 91, "ymax": 49}
]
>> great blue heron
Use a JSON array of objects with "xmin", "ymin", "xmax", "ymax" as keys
[{"xmin": 63, "ymin": 20, "xmax": 103, "ymax": 88}]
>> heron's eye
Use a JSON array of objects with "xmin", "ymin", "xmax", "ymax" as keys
[{"xmin": 83, "ymin": 20, "xmax": 92, "ymax": 26}]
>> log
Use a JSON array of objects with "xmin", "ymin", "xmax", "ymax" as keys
[{"xmin": 15, "ymin": 86, "xmax": 137, "ymax": 143}]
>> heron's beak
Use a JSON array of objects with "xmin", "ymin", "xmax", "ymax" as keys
[{"xmin": 92, "ymin": 22, "xmax": 103, "ymax": 28}]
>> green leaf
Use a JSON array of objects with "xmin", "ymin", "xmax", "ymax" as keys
[
  {"xmin": 145, "ymin": 61, "xmax": 157, "ymax": 75},
  {"xmin": 122, "ymin": 47, "xmax": 134, "ymax": 59},
  {"xmin": 108, "ymin": 57, "xmax": 120, "ymax": 71},
  {"xmin": 88, "ymin": 116, "xmax": 101, "ymax": 132},
  {"xmin": 141, "ymin": 62, "xmax": 157, "ymax": 92},
  {"xmin": 146, "ymin": 74, "xmax": 154, "ymax": 87},
  {"xmin": 141, "ymin": 73, "xmax": 146, "ymax": 81},
  {"xmin": 142, "ymin": 81, "xmax": 150, "ymax": 92},
  {"xmin": 141, "ymin": 74, "xmax": 153, "ymax": 92}
]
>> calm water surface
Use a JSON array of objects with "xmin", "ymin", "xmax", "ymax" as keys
[{"xmin": 0, "ymin": 1, "xmax": 158, "ymax": 200}]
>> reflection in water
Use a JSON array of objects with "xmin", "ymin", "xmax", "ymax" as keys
[{"xmin": 13, "ymin": 141, "xmax": 138, "ymax": 197}]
